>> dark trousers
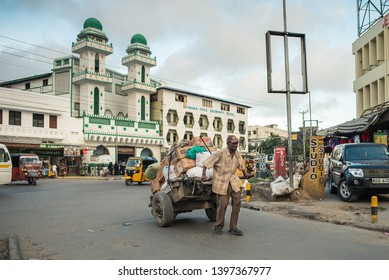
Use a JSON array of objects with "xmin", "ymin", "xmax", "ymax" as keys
[{"xmin": 215, "ymin": 183, "xmax": 241, "ymax": 230}]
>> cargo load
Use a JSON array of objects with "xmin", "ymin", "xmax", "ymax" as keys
[{"xmin": 149, "ymin": 136, "xmax": 218, "ymax": 227}]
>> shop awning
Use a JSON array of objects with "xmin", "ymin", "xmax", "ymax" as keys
[{"xmin": 318, "ymin": 102, "xmax": 389, "ymax": 137}]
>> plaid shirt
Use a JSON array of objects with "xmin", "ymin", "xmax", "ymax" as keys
[{"xmin": 203, "ymin": 147, "xmax": 245, "ymax": 195}]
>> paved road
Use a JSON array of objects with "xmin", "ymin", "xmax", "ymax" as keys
[{"xmin": 1, "ymin": 178, "xmax": 389, "ymax": 260}]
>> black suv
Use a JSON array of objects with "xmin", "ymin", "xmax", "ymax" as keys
[{"xmin": 328, "ymin": 143, "xmax": 389, "ymax": 202}]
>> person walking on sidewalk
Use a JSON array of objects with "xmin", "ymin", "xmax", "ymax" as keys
[{"xmin": 201, "ymin": 135, "xmax": 248, "ymax": 236}]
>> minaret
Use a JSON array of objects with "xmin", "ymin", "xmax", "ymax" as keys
[
  {"xmin": 122, "ymin": 34, "xmax": 157, "ymax": 121},
  {"xmin": 71, "ymin": 17, "xmax": 113, "ymax": 116}
]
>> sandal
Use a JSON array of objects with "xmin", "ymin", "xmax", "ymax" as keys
[
  {"xmin": 213, "ymin": 227, "xmax": 223, "ymax": 235},
  {"xmin": 228, "ymin": 228, "xmax": 244, "ymax": 236}
]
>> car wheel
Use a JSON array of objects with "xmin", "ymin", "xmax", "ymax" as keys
[
  {"xmin": 337, "ymin": 177, "xmax": 359, "ymax": 202},
  {"xmin": 125, "ymin": 179, "xmax": 132, "ymax": 186},
  {"xmin": 328, "ymin": 173, "xmax": 337, "ymax": 194},
  {"xmin": 152, "ymin": 192, "xmax": 174, "ymax": 227},
  {"xmin": 32, "ymin": 178, "xmax": 37, "ymax": 186},
  {"xmin": 205, "ymin": 207, "xmax": 217, "ymax": 222}
]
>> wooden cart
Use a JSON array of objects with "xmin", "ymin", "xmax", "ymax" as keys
[{"xmin": 149, "ymin": 176, "xmax": 216, "ymax": 227}]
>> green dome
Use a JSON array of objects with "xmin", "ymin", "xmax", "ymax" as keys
[
  {"xmin": 131, "ymin": 34, "xmax": 147, "ymax": 45},
  {"xmin": 83, "ymin": 18, "xmax": 103, "ymax": 31}
]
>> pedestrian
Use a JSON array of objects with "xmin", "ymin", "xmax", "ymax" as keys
[
  {"xmin": 114, "ymin": 162, "xmax": 119, "ymax": 175},
  {"xmin": 120, "ymin": 160, "xmax": 126, "ymax": 175},
  {"xmin": 201, "ymin": 135, "xmax": 248, "ymax": 236},
  {"xmin": 108, "ymin": 162, "xmax": 113, "ymax": 175},
  {"xmin": 51, "ymin": 163, "xmax": 57, "ymax": 177}
]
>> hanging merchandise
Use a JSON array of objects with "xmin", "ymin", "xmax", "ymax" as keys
[
  {"xmin": 373, "ymin": 131, "xmax": 388, "ymax": 146},
  {"xmin": 361, "ymin": 131, "xmax": 371, "ymax": 142},
  {"xmin": 329, "ymin": 138, "xmax": 339, "ymax": 148}
]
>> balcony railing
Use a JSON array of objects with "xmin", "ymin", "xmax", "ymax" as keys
[
  {"xmin": 121, "ymin": 80, "xmax": 156, "ymax": 93},
  {"xmin": 122, "ymin": 53, "xmax": 157, "ymax": 67},
  {"xmin": 72, "ymin": 38, "xmax": 113, "ymax": 55},
  {"xmin": 73, "ymin": 69, "xmax": 112, "ymax": 85},
  {"xmin": 0, "ymin": 124, "xmax": 65, "ymax": 140}
]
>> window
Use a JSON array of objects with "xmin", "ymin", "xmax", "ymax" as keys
[
  {"xmin": 150, "ymin": 94, "xmax": 157, "ymax": 102},
  {"xmin": 0, "ymin": 109, "xmax": 2, "ymax": 124},
  {"xmin": 25, "ymin": 83, "xmax": 30, "ymax": 90},
  {"xmin": 237, "ymin": 107, "xmax": 245, "ymax": 114},
  {"xmin": 0, "ymin": 148, "xmax": 10, "ymax": 162},
  {"xmin": 94, "ymin": 53, "xmax": 99, "ymax": 73},
  {"xmin": 74, "ymin": 102, "xmax": 80, "ymax": 117},
  {"xmin": 33, "ymin": 113, "xmax": 44, "ymax": 127},
  {"xmin": 141, "ymin": 66, "xmax": 145, "ymax": 83},
  {"xmin": 227, "ymin": 119, "xmax": 235, "ymax": 133},
  {"xmin": 43, "ymin": 79, "xmax": 48, "ymax": 86},
  {"xmin": 183, "ymin": 112, "xmax": 194, "ymax": 128},
  {"xmin": 202, "ymin": 99, "xmax": 212, "ymax": 108},
  {"xmin": 141, "ymin": 96, "xmax": 146, "ymax": 120},
  {"xmin": 94, "ymin": 87, "xmax": 99, "ymax": 115},
  {"xmin": 49, "ymin": 115, "xmax": 57, "ymax": 129},
  {"xmin": 175, "ymin": 94, "xmax": 187, "ymax": 103},
  {"xmin": 9, "ymin": 111, "xmax": 21, "ymax": 126},
  {"xmin": 221, "ymin": 103, "xmax": 230, "ymax": 111}
]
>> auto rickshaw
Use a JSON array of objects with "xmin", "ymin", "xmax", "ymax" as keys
[
  {"xmin": 10, "ymin": 153, "xmax": 42, "ymax": 185},
  {"xmin": 124, "ymin": 157, "xmax": 158, "ymax": 185}
]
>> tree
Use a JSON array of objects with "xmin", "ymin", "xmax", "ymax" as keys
[
  {"xmin": 259, "ymin": 133, "xmax": 304, "ymax": 157},
  {"xmin": 259, "ymin": 133, "xmax": 288, "ymax": 154}
]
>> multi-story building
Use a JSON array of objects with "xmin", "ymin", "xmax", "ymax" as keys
[
  {"xmin": 150, "ymin": 87, "xmax": 250, "ymax": 154},
  {"xmin": 0, "ymin": 17, "xmax": 250, "ymax": 172},
  {"xmin": 353, "ymin": 15, "xmax": 389, "ymax": 116},
  {"xmin": 247, "ymin": 124, "xmax": 288, "ymax": 152}
]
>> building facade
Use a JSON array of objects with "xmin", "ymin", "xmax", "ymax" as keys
[
  {"xmin": 0, "ymin": 17, "xmax": 250, "ymax": 172},
  {"xmin": 150, "ymin": 87, "xmax": 250, "ymax": 154},
  {"xmin": 247, "ymin": 124, "xmax": 288, "ymax": 152},
  {"xmin": 353, "ymin": 15, "xmax": 389, "ymax": 117}
]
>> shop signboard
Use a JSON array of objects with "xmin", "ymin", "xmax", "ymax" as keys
[
  {"xmin": 274, "ymin": 146, "xmax": 286, "ymax": 179},
  {"xmin": 258, "ymin": 153, "xmax": 266, "ymax": 171},
  {"xmin": 303, "ymin": 136, "xmax": 325, "ymax": 199},
  {"xmin": 64, "ymin": 146, "xmax": 80, "ymax": 156}
]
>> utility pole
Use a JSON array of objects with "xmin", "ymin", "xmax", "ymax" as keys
[{"xmin": 300, "ymin": 110, "xmax": 308, "ymax": 161}]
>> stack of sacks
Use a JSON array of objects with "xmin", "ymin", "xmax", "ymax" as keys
[{"xmin": 151, "ymin": 137, "xmax": 217, "ymax": 192}]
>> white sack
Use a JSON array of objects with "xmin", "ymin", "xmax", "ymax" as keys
[
  {"xmin": 186, "ymin": 166, "xmax": 213, "ymax": 178},
  {"xmin": 286, "ymin": 172, "xmax": 303, "ymax": 190},
  {"xmin": 163, "ymin": 165, "xmax": 177, "ymax": 181},
  {"xmin": 196, "ymin": 152, "xmax": 213, "ymax": 167},
  {"xmin": 271, "ymin": 176, "xmax": 293, "ymax": 197}
]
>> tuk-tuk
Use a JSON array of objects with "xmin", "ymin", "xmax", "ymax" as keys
[
  {"xmin": 125, "ymin": 157, "xmax": 158, "ymax": 185},
  {"xmin": 11, "ymin": 153, "xmax": 42, "ymax": 185}
]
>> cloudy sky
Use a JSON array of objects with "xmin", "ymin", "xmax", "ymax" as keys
[{"xmin": 0, "ymin": 0, "xmax": 362, "ymax": 131}]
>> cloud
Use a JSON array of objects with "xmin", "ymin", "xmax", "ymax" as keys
[{"xmin": 0, "ymin": 0, "xmax": 359, "ymax": 131}]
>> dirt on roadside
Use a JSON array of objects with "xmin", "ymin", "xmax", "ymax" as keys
[
  {"xmin": 248, "ymin": 181, "xmax": 389, "ymax": 228},
  {"xmin": 0, "ymin": 238, "xmax": 9, "ymax": 260}
]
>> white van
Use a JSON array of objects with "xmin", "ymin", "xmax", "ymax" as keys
[{"xmin": 0, "ymin": 144, "xmax": 12, "ymax": 185}]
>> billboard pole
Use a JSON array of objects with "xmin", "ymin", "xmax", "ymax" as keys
[{"xmin": 282, "ymin": 0, "xmax": 294, "ymax": 189}]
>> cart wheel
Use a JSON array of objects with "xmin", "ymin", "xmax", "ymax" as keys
[
  {"xmin": 152, "ymin": 192, "xmax": 174, "ymax": 227},
  {"xmin": 205, "ymin": 207, "xmax": 217, "ymax": 222},
  {"xmin": 125, "ymin": 179, "xmax": 132, "ymax": 186},
  {"xmin": 32, "ymin": 178, "xmax": 37, "ymax": 186}
]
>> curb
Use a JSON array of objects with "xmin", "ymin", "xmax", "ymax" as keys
[
  {"xmin": 242, "ymin": 202, "xmax": 389, "ymax": 233},
  {"xmin": 8, "ymin": 235, "xmax": 22, "ymax": 260}
]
